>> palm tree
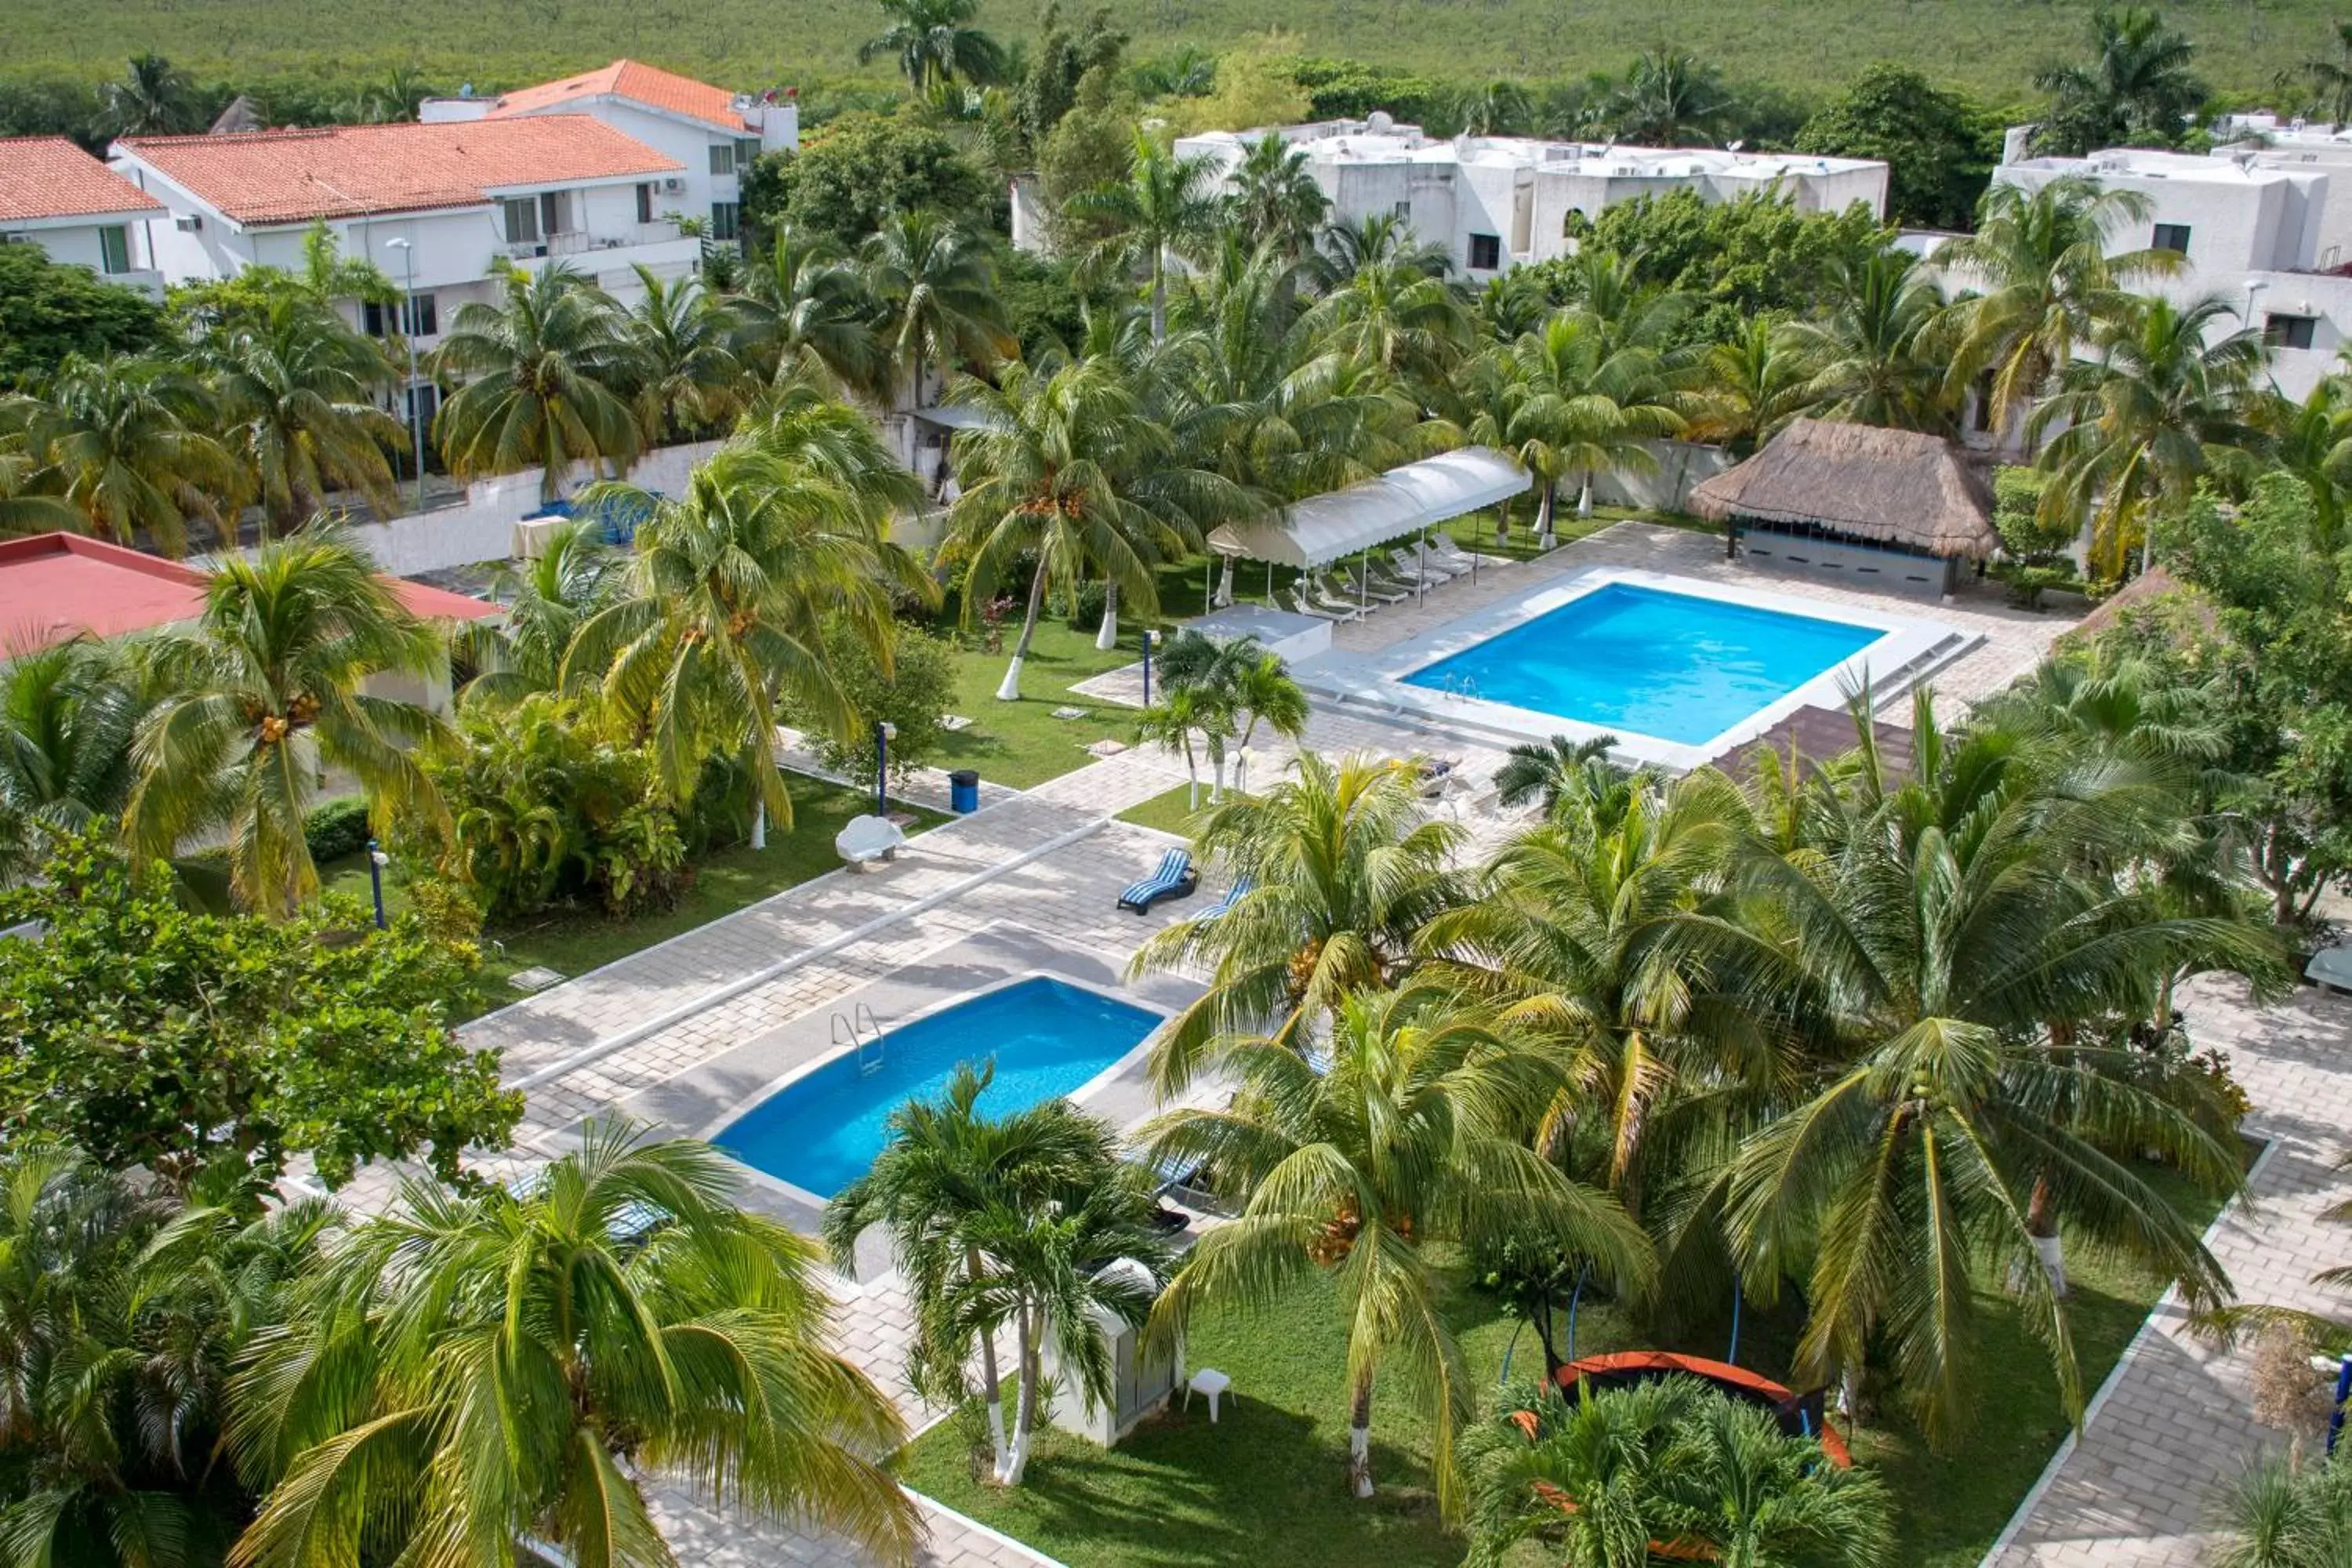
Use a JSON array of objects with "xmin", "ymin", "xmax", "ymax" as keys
[
  {"xmin": 1142, "ymin": 981, "xmax": 1653, "ymax": 1502},
  {"xmin": 0, "ymin": 637, "xmax": 144, "ymax": 883},
  {"xmin": 2034, "ymin": 4, "xmax": 2208, "ymax": 156},
  {"xmin": 2209, "ymin": 1454, "xmax": 2352, "ymax": 1568},
  {"xmin": 858, "ymin": 0, "xmax": 1005, "ymax": 95},
  {"xmin": 1938, "ymin": 176, "xmax": 2183, "ymax": 437},
  {"xmin": 1067, "ymin": 132, "xmax": 1224, "ymax": 341},
  {"xmin": 201, "ymin": 296, "xmax": 407, "ymax": 535},
  {"xmin": 1319, "ymin": 210, "xmax": 1454, "ymax": 281},
  {"xmin": 1490, "ymin": 732, "xmax": 1628, "ymax": 817},
  {"xmin": 4, "ymin": 354, "xmax": 240, "ymax": 557},
  {"xmin": 229, "ymin": 1124, "xmax": 920, "ymax": 1568},
  {"xmin": 1498, "ymin": 313, "xmax": 1688, "ymax": 545},
  {"xmin": 1302, "ymin": 241, "xmax": 1473, "ymax": 406},
  {"xmin": 2031, "ymin": 292, "xmax": 2267, "ymax": 577},
  {"xmin": 1227, "ymin": 133, "xmax": 1330, "ymax": 260},
  {"xmin": 106, "ymin": 53, "xmax": 196, "ymax": 134},
  {"xmin": 2259, "ymin": 380, "xmax": 2352, "ymax": 556},
  {"xmin": 1129, "ymin": 751, "xmax": 1465, "ymax": 1090},
  {"xmin": 568, "ymin": 410, "xmax": 920, "ymax": 846},
  {"xmin": 733, "ymin": 225, "xmax": 884, "ymax": 400},
  {"xmin": 858, "ymin": 211, "xmax": 1011, "ymax": 412},
  {"xmin": 1688, "ymin": 319, "xmax": 1819, "ymax": 456},
  {"xmin": 1606, "ymin": 46, "xmax": 1732, "ymax": 146},
  {"xmin": 1227, "ymin": 644, "xmax": 1309, "ymax": 795},
  {"xmin": 1137, "ymin": 684, "xmax": 1217, "ymax": 810},
  {"xmin": 1710, "ymin": 698, "xmax": 2264, "ymax": 1446},
  {"xmin": 1461, "ymin": 1377, "xmax": 1896, "ymax": 1568},
  {"xmin": 619, "ymin": 266, "xmax": 750, "ymax": 443},
  {"xmin": 943, "ymin": 356, "xmax": 1214, "ymax": 699},
  {"xmin": 824, "ymin": 1062, "xmax": 1112, "ymax": 1486},
  {"xmin": 1454, "ymin": 78, "xmax": 1534, "ymax": 136},
  {"xmin": 455, "ymin": 516, "xmax": 621, "ymax": 703},
  {"xmin": 2282, "ymin": 20, "xmax": 2352, "ymax": 129},
  {"xmin": 1785, "ymin": 250, "xmax": 1954, "ymax": 434},
  {"xmin": 433, "ymin": 263, "xmax": 645, "ymax": 504},
  {"xmin": 123, "ymin": 523, "xmax": 449, "ymax": 916}
]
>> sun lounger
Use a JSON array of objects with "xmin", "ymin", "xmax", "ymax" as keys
[
  {"xmin": 1118, "ymin": 848, "xmax": 1199, "ymax": 913},
  {"xmin": 1392, "ymin": 546, "xmax": 1461, "ymax": 583},
  {"xmin": 1286, "ymin": 586, "xmax": 1360, "ymax": 623},
  {"xmin": 1326, "ymin": 566, "xmax": 1407, "ymax": 605},
  {"xmin": 1428, "ymin": 538, "xmax": 1492, "ymax": 573},
  {"xmin": 1197, "ymin": 875, "xmax": 1254, "ymax": 922},
  {"xmin": 1308, "ymin": 581, "xmax": 1376, "ymax": 619}
]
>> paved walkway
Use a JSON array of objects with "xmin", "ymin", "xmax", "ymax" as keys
[{"xmin": 1986, "ymin": 974, "xmax": 2352, "ymax": 1566}]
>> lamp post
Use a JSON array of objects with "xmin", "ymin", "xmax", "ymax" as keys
[
  {"xmin": 1140, "ymin": 629, "xmax": 1153, "ymax": 706},
  {"xmin": 366, "ymin": 837, "xmax": 390, "ymax": 931},
  {"xmin": 385, "ymin": 237, "xmax": 426, "ymax": 511},
  {"xmin": 874, "ymin": 720, "xmax": 896, "ymax": 818}
]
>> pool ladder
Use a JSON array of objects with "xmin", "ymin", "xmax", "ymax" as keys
[{"xmin": 833, "ymin": 1003, "xmax": 885, "ymax": 1076}]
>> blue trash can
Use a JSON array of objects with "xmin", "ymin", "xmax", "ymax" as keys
[{"xmin": 949, "ymin": 769, "xmax": 980, "ymax": 815}]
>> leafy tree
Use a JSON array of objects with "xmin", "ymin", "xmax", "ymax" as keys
[
  {"xmin": 0, "ymin": 241, "xmax": 167, "ymax": 387},
  {"xmin": 0, "ymin": 832, "xmax": 515, "ymax": 1190},
  {"xmin": 780, "ymin": 615, "xmax": 957, "ymax": 783},
  {"xmin": 0, "ymin": 637, "xmax": 143, "ymax": 883},
  {"xmin": 858, "ymin": 0, "xmax": 1006, "ymax": 96},
  {"xmin": 1288, "ymin": 56, "xmax": 1443, "ymax": 124},
  {"xmin": 231, "ymin": 1125, "xmax": 920, "ymax": 1568},
  {"xmin": 1171, "ymin": 40, "xmax": 1314, "ymax": 133},
  {"xmin": 198, "ymin": 295, "xmax": 406, "ymax": 535},
  {"xmin": 1142, "ymin": 981, "xmax": 1653, "ymax": 1503},
  {"xmin": 1014, "ymin": 2, "xmax": 1127, "ymax": 155},
  {"xmin": 1795, "ymin": 66, "xmax": 1997, "ymax": 232},
  {"xmin": 4, "ymin": 353, "xmax": 240, "ymax": 556},
  {"xmin": 1992, "ymin": 465, "xmax": 2071, "ymax": 560},
  {"xmin": 750, "ymin": 112, "xmax": 993, "ymax": 248},
  {"xmin": 2034, "ymin": 3, "xmax": 2208, "ymax": 156},
  {"xmin": 433, "ymin": 263, "xmax": 644, "ymax": 503},
  {"xmin": 124, "ymin": 522, "xmax": 449, "ymax": 916},
  {"xmin": 1037, "ymin": 66, "xmax": 1145, "ymax": 250}
]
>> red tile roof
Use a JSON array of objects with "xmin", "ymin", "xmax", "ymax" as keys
[
  {"xmin": 488, "ymin": 60, "xmax": 751, "ymax": 133},
  {"xmin": 0, "ymin": 136, "xmax": 164, "ymax": 224},
  {"xmin": 0, "ymin": 533, "xmax": 495, "ymax": 655},
  {"xmin": 115, "ymin": 117, "xmax": 681, "ymax": 227}
]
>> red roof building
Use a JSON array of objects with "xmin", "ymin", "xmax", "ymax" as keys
[
  {"xmin": 0, "ymin": 136, "xmax": 164, "ymax": 226},
  {"xmin": 485, "ymin": 60, "xmax": 757, "ymax": 135}
]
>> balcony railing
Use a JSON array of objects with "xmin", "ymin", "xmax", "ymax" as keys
[{"xmin": 505, "ymin": 223, "xmax": 684, "ymax": 262}]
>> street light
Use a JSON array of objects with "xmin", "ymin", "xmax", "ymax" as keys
[
  {"xmin": 874, "ymin": 721, "xmax": 896, "ymax": 818},
  {"xmin": 366, "ymin": 837, "xmax": 390, "ymax": 930},
  {"xmin": 385, "ymin": 237, "xmax": 426, "ymax": 511},
  {"xmin": 1140, "ymin": 629, "xmax": 1153, "ymax": 706}
]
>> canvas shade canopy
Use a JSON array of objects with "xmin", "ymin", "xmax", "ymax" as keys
[{"xmin": 1206, "ymin": 446, "xmax": 1530, "ymax": 568}]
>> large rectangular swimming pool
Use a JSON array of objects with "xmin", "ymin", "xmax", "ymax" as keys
[
  {"xmin": 1401, "ymin": 583, "xmax": 1882, "ymax": 746},
  {"xmin": 714, "ymin": 976, "xmax": 1163, "ymax": 1199}
]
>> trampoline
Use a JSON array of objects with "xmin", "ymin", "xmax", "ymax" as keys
[{"xmin": 1552, "ymin": 1350, "xmax": 1851, "ymax": 1468}]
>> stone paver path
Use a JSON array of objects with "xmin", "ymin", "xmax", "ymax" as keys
[{"xmin": 1986, "ymin": 975, "xmax": 2352, "ymax": 1566}]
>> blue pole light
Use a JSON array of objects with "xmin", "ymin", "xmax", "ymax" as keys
[
  {"xmin": 1141, "ymin": 630, "xmax": 1153, "ymax": 706},
  {"xmin": 366, "ymin": 837, "xmax": 389, "ymax": 930}
]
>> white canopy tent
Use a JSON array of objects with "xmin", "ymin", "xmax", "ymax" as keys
[{"xmin": 1203, "ymin": 446, "xmax": 1530, "ymax": 608}]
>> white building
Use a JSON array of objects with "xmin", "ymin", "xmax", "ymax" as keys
[
  {"xmin": 420, "ymin": 59, "xmax": 800, "ymax": 248},
  {"xmin": 1988, "ymin": 140, "xmax": 2352, "ymax": 399},
  {"xmin": 1165, "ymin": 116, "xmax": 1889, "ymax": 278},
  {"xmin": 0, "ymin": 136, "xmax": 166, "ymax": 296}
]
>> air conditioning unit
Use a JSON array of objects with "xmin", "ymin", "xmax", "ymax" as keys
[
  {"xmin": 660, "ymin": 176, "xmax": 685, "ymax": 194},
  {"xmin": 174, "ymin": 214, "xmax": 203, "ymax": 232}
]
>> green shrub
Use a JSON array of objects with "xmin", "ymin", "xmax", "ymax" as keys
[
  {"xmin": 1993, "ymin": 466, "xmax": 2076, "ymax": 561},
  {"xmin": 1066, "ymin": 581, "xmax": 1109, "ymax": 632},
  {"xmin": 303, "ymin": 797, "xmax": 373, "ymax": 863},
  {"xmin": 781, "ymin": 619, "xmax": 960, "ymax": 785}
]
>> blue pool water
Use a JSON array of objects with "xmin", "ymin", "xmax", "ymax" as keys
[
  {"xmin": 715, "ymin": 977, "xmax": 1163, "ymax": 1198},
  {"xmin": 1403, "ymin": 583, "xmax": 1882, "ymax": 745}
]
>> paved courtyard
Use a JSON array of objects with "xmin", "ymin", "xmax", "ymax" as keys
[{"xmin": 437, "ymin": 522, "xmax": 2351, "ymax": 1567}]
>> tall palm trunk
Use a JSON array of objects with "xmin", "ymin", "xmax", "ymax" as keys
[
  {"xmin": 1536, "ymin": 476, "xmax": 1558, "ymax": 550},
  {"xmin": 1003, "ymin": 1302, "xmax": 1041, "ymax": 1486},
  {"xmin": 969, "ymin": 1246, "xmax": 1009, "ymax": 1480},
  {"xmin": 1347, "ymin": 1369, "xmax": 1375, "ymax": 1497},
  {"xmin": 2024, "ymin": 1175, "xmax": 2067, "ymax": 1297},
  {"xmin": 1095, "ymin": 582, "xmax": 1120, "ymax": 651},
  {"xmin": 1149, "ymin": 249, "xmax": 1167, "ymax": 343},
  {"xmin": 995, "ymin": 564, "xmax": 1048, "ymax": 702}
]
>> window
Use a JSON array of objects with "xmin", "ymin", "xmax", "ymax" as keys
[
  {"xmin": 538, "ymin": 190, "xmax": 571, "ymax": 236},
  {"xmin": 2267, "ymin": 312, "xmax": 2319, "ymax": 350},
  {"xmin": 96, "ymin": 225, "xmax": 130, "ymax": 274},
  {"xmin": 710, "ymin": 201, "xmax": 741, "ymax": 242},
  {"xmin": 710, "ymin": 143, "xmax": 735, "ymax": 175},
  {"xmin": 401, "ymin": 292, "xmax": 437, "ymax": 338},
  {"xmin": 363, "ymin": 300, "xmax": 387, "ymax": 336},
  {"xmin": 1969, "ymin": 371, "xmax": 1995, "ymax": 434},
  {"xmin": 636, "ymin": 182, "xmax": 655, "ymax": 224},
  {"xmin": 1467, "ymin": 231, "xmax": 1501, "ymax": 270},
  {"xmin": 1392, "ymin": 199, "xmax": 1410, "ymax": 220},
  {"xmin": 404, "ymin": 381, "xmax": 439, "ymax": 432},
  {"xmin": 734, "ymin": 137, "xmax": 760, "ymax": 171},
  {"xmin": 2152, "ymin": 223, "xmax": 2191, "ymax": 254},
  {"xmin": 503, "ymin": 197, "xmax": 541, "ymax": 246}
]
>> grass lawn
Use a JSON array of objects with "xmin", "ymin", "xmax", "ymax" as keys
[
  {"xmin": 898, "ymin": 1181, "xmax": 2226, "ymax": 1568},
  {"xmin": 1115, "ymin": 784, "xmax": 1209, "ymax": 838},
  {"xmin": 322, "ymin": 775, "xmax": 944, "ymax": 1022}
]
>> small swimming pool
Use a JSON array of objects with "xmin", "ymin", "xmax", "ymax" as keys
[
  {"xmin": 1401, "ymin": 583, "xmax": 1882, "ymax": 746},
  {"xmin": 714, "ymin": 976, "xmax": 1163, "ymax": 1199}
]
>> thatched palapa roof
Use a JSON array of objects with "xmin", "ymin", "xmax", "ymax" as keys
[{"xmin": 1690, "ymin": 419, "xmax": 1998, "ymax": 561}]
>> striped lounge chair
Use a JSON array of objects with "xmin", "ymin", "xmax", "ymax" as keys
[{"xmin": 1117, "ymin": 848, "xmax": 1198, "ymax": 913}]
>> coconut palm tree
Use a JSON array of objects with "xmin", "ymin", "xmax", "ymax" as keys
[
  {"xmin": 1066, "ymin": 132, "xmax": 1224, "ymax": 342},
  {"xmin": 433, "ymin": 263, "xmax": 646, "ymax": 504},
  {"xmin": 1688, "ymin": 319, "xmax": 1819, "ymax": 456},
  {"xmin": 1142, "ymin": 980, "xmax": 1653, "ymax": 1502},
  {"xmin": 1303, "ymin": 242, "xmax": 1473, "ymax": 403},
  {"xmin": 1130, "ymin": 751, "xmax": 1466, "ymax": 1091},
  {"xmin": 1937, "ymin": 176, "xmax": 2183, "ymax": 439},
  {"xmin": 2282, "ymin": 19, "xmax": 2352, "ymax": 129},
  {"xmin": 2034, "ymin": 3, "xmax": 2208, "ymax": 156},
  {"xmin": 0, "ymin": 637, "xmax": 144, "ymax": 883},
  {"xmin": 566, "ymin": 408, "xmax": 921, "ymax": 847},
  {"xmin": 229, "ymin": 1124, "xmax": 920, "ymax": 1568},
  {"xmin": 858, "ymin": 211, "xmax": 1012, "ymax": 412},
  {"xmin": 1319, "ymin": 211, "xmax": 1455, "ymax": 282},
  {"xmin": 123, "ymin": 523, "xmax": 448, "ymax": 916},
  {"xmin": 1708, "ymin": 698, "xmax": 2263, "ymax": 1446},
  {"xmin": 943, "ymin": 355, "xmax": 1217, "ymax": 700},
  {"xmin": 858, "ymin": 0, "xmax": 1005, "ymax": 95},
  {"xmin": 1605, "ymin": 46, "xmax": 1732, "ymax": 146},
  {"xmin": 2259, "ymin": 380, "xmax": 2352, "ymax": 556},
  {"xmin": 201, "ymin": 296, "xmax": 407, "ymax": 535},
  {"xmin": 1785, "ymin": 250, "xmax": 1955, "ymax": 434},
  {"xmin": 106, "ymin": 53, "xmax": 197, "ymax": 134},
  {"xmin": 1490, "ymin": 732, "xmax": 1630, "ymax": 818},
  {"xmin": 619, "ymin": 266, "xmax": 751, "ymax": 443},
  {"xmin": 732, "ymin": 225, "xmax": 885, "ymax": 400},
  {"xmin": 455, "ymin": 515, "xmax": 621, "ymax": 703},
  {"xmin": 1497, "ymin": 313, "xmax": 1688, "ymax": 545},
  {"xmin": 1227, "ymin": 133, "xmax": 1331, "ymax": 260},
  {"xmin": 4, "ymin": 354, "xmax": 240, "ymax": 557},
  {"xmin": 2032, "ymin": 292, "xmax": 2267, "ymax": 577}
]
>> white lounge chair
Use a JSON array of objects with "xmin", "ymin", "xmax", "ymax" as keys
[
  {"xmin": 1326, "ymin": 566, "xmax": 1406, "ymax": 606},
  {"xmin": 1287, "ymin": 585, "xmax": 1362, "ymax": 623},
  {"xmin": 1428, "ymin": 537, "xmax": 1492, "ymax": 573},
  {"xmin": 1307, "ymin": 580, "xmax": 1375, "ymax": 619},
  {"xmin": 1392, "ymin": 546, "xmax": 1462, "ymax": 583}
]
